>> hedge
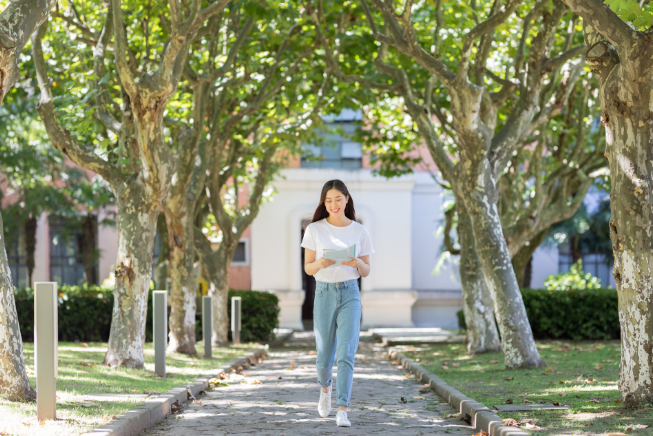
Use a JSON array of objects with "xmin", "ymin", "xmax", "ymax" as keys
[
  {"xmin": 457, "ymin": 288, "xmax": 620, "ymax": 341},
  {"xmin": 14, "ymin": 285, "xmax": 279, "ymax": 343}
]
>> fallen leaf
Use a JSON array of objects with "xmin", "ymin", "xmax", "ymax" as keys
[
  {"xmin": 629, "ymin": 425, "xmax": 649, "ymax": 430},
  {"xmin": 251, "ymin": 380, "xmax": 262, "ymax": 385},
  {"xmin": 143, "ymin": 389, "xmax": 160, "ymax": 395},
  {"xmin": 419, "ymin": 388, "xmax": 431, "ymax": 393},
  {"xmin": 545, "ymin": 366, "xmax": 556, "ymax": 373},
  {"xmin": 309, "ymin": 350, "xmax": 316, "ymax": 355},
  {"xmin": 244, "ymin": 373, "xmax": 250, "ymax": 377},
  {"xmin": 447, "ymin": 414, "xmax": 458, "ymax": 418},
  {"xmin": 81, "ymin": 343, "xmax": 89, "ymax": 347},
  {"xmin": 504, "ymin": 398, "xmax": 513, "ymax": 404},
  {"xmin": 552, "ymin": 402, "xmax": 565, "ymax": 406},
  {"xmin": 589, "ymin": 398, "xmax": 600, "ymax": 403},
  {"xmin": 518, "ymin": 393, "xmax": 528, "ymax": 397},
  {"xmin": 131, "ymin": 389, "xmax": 139, "ymax": 393},
  {"xmin": 504, "ymin": 377, "xmax": 514, "ymax": 381},
  {"xmin": 440, "ymin": 365, "xmax": 449, "ymax": 370},
  {"xmin": 558, "ymin": 380, "xmax": 565, "ymax": 384},
  {"xmin": 488, "ymin": 360, "xmax": 499, "ymax": 364},
  {"xmin": 613, "ymin": 399, "xmax": 622, "ymax": 403},
  {"xmin": 523, "ymin": 423, "xmax": 542, "ymax": 430},
  {"xmin": 412, "ymin": 396, "xmax": 424, "ymax": 400},
  {"xmin": 451, "ymin": 363, "xmax": 460, "ymax": 368},
  {"xmin": 404, "ymin": 374, "xmax": 409, "ymax": 378},
  {"xmin": 290, "ymin": 362, "xmax": 295, "ymax": 370},
  {"xmin": 524, "ymin": 399, "xmax": 533, "ymax": 404},
  {"xmin": 468, "ymin": 360, "xmax": 482, "ymax": 364},
  {"xmin": 607, "ymin": 433, "xmax": 627, "ymax": 436},
  {"xmin": 594, "ymin": 364, "xmax": 604, "ymax": 370},
  {"xmin": 585, "ymin": 378, "xmax": 596, "ymax": 383},
  {"xmin": 391, "ymin": 360, "xmax": 400, "ymax": 365},
  {"xmin": 502, "ymin": 418, "xmax": 519, "ymax": 426},
  {"xmin": 400, "ymin": 397, "xmax": 407, "ymax": 404},
  {"xmin": 560, "ymin": 393, "xmax": 568, "ymax": 397},
  {"xmin": 473, "ymin": 431, "xmax": 489, "ymax": 436},
  {"xmin": 360, "ymin": 359, "xmax": 371, "ymax": 364}
]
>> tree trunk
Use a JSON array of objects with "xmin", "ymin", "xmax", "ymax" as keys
[
  {"xmin": 103, "ymin": 191, "xmax": 158, "ymax": 368},
  {"xmin": 458, "ymin": 161, "xmax": 545, "ymax": 369},
  {"xmin": 600, "ymin": 65, "xmax": 653, "ymax": 407},
  {"xmin": 0, "ymin": 0, "xmax": 56, "ymax": 403},
  {"xmin": 0, "ymin": 211, "xmax": 36, "ymax": 401},
  {"xmin": 24, "ymin": 216, "xmax": 36, "ymax": 287},
  {"xmin": 199, "ymin": 249, "xmax": 231, "ymax": 345},
  {"xmin": 457, "ymin": 201, "xmax": 501, "ymax": 354},
  {"xmin": 511, "ymin": 229, "xmax": 549, "ymax": 288},
  {"xmin": 164, "ymin": 208, "xmax": 197, "ymax": 355},
  {"xmin": 81, "ymin": 213, "xmax": 97, "ymax": 285}
]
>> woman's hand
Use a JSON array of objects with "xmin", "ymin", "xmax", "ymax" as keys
[
  {"xmin": 341, "ymin": 256, "xmax": 361, "ymax": 268},
  {"xmin": 316, "ymin": 258, "xmax": 337, "ymax": 269}
]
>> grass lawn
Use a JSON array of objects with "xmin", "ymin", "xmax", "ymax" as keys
[
  {"xmin": 0, "ymin": 341, "xmax": 260, "ymax": 436},
  {"xmin": 397, "ymin": 341, "xmax": 653, "ymax": 435}
]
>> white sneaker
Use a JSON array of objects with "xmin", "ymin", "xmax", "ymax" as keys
[
  {"xmin": 336, "ymin": 410, "xmax": 351, "ymax": 427},
  {"xmin": 318, "ymin": 386, "xmax": 331, "ymax": 417}
]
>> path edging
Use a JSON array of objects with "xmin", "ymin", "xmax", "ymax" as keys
[
  {"xmin": 83, "ymin": 347, "xmax": 268, "ymax": 436},
  {"xmin": 390, "ymin": 351, "xmax": 529, "ymax": 436}
]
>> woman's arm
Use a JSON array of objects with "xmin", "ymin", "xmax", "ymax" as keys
[{"xmin": 304, "ymin": 248, "xmax": 336, "ymax": 276}]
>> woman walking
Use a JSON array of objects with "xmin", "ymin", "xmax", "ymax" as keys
[{"xmin": 301, "ymin": 179, "xmax": 374, "ymax": 427}]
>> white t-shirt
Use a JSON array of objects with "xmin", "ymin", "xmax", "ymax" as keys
[{"xmin": 301, "ymin": 218, "xmax": 375, "ymax": 283}]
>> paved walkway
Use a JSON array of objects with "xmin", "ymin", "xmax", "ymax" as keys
[{"xmin": 145, "ymin": 333, "xmax": 475, "ymax": 435}]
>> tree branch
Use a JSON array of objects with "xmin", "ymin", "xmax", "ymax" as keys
[
  {"xmin": 561, "ymin": 0, "xmax": 637, "ymax": 52},
  {"xmin": 32, "ymin": 22, "xmax": 116, "ymax": 182},
  {"xmin": 111, "ymin": 0, "xmax": 137, "ymax": 95}
]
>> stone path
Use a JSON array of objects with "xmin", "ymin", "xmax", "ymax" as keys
[{"xmin": 144, "ymin": 333, "xmax": 476, "ymax": 435}]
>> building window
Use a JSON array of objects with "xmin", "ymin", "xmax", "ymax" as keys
[
  {"xmin": 6, "ymin": 230, "xmax": 27, "ymax": 288},
  {"xmin": 231, "ymin": 240, "xmax": 249, "ymax": 266},
  {"xmin": 301, "ymin": 122, "xmax": 363, "ymax": 169},
  {"xmin": 49, "ymin": 220, "xmax": 96, "ymax": 285}
]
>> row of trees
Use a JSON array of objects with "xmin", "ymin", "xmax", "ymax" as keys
[{"xmin": 0, "ymin": 0, "xmax": 651, "ymax": 409}]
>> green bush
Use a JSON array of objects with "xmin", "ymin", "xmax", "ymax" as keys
[
  {"xmin": 543, "ymin": 260, "xmax": 603, "ymax": 291},
  {"xmin": 14, "ymin": 285, "xmax": 278, "ymax": 343},
  {"xmin": 457, "ymin": 287, "xmax": 619, "ymax": 341},
  {"xmin": 227, "ymin": 290, "xmax": 280, "ymax": 342}
]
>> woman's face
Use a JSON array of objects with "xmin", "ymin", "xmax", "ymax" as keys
[{"xmin": 324, "ymin": 188, "xmax": 348, "ymax": 219}]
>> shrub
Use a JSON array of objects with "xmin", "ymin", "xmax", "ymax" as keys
[
  {"xmin": 457, "ymin": 287, "xmax": 619, "ymax": 341},
  {"xmin": 227, "ymin": 290, "xmax": 280, "ymax": 342},
  {"xmin": 14, "ymin": 285, "xmax": 279, "ymax": 343},
  {"xmin": 543, "ymin": 260, "xmax": 603, "ymax": 291},
  {"xmin": 14, "ymin": 284, "xmax": 114, "ymax": 342},
  {"xmin": 521, "ymin": 287, "xmax": 619, "ymax": 340}
]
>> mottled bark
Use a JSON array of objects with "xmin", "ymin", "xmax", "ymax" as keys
[
  {"xmin": 0, "ymin": 212, "xmax": 36, "ymax": 401},
  {"xmin": 164, "ymin": 209, "xmax": 197, "ymax": 355},
  {"xmin": 562, "ymin": 0, "xmax": 653, "ymax": 406},
  {"xmin": 456, "ymin": 201, "xmax": 501, "ymax": 354},
  {"xmin": 104, "ymin": 190, "xmax": 158, "ymax": 367},
  {"xmin": 24, "ymin": 216, "xmax": 36, "ymax": 286},
  {"xmin": 0, "ymin": 0, "xmax": 56, "ymax": 402},
  {"xmin": 0, "ymin": 0, "xmax": 57, "ymax": 101},
  {"xmin": 194, "ymin": 229, "xmax": 232, "ymax": 345},
  {"xmin": 511, "ymin": 229, "xmax": 548, "ymax": 288}
]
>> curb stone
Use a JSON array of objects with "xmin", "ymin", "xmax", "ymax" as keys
[
  {"xmin": 83, "ymin": 347, "xmax": 268, "ymax": 436},
  {"xmin": 390, "ymin": 351, "xmax": 529, "ymax": 436}
]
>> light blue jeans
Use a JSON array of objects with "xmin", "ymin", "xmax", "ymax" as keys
[{"xmin": 313, "ymin": 279, "xmax": 361, "ymax": 407}]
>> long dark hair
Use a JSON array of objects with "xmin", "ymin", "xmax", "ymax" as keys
[{"xmin": 311, "ymin": 179, "xmax": 356, "ymax": 223}]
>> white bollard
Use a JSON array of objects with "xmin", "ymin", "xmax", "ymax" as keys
[
  {"xmin": 202, "ymin": 296, "xmax": 212, "ymax": 358},
  {"xmin": 231, "ymin": 296, "xmax": 241, "ymax": 345},
  {"xmin": 35, "ymin": 282, "xmax": 58, "ymax": 420},
  {"xmin": 153, "ymin": 291, "xmax": 167, "ymax": 377}
]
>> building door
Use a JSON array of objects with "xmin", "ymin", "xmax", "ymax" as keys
[{"xmin": 301, "ymin": 220, "xmax": 316, "ymax": 330}]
